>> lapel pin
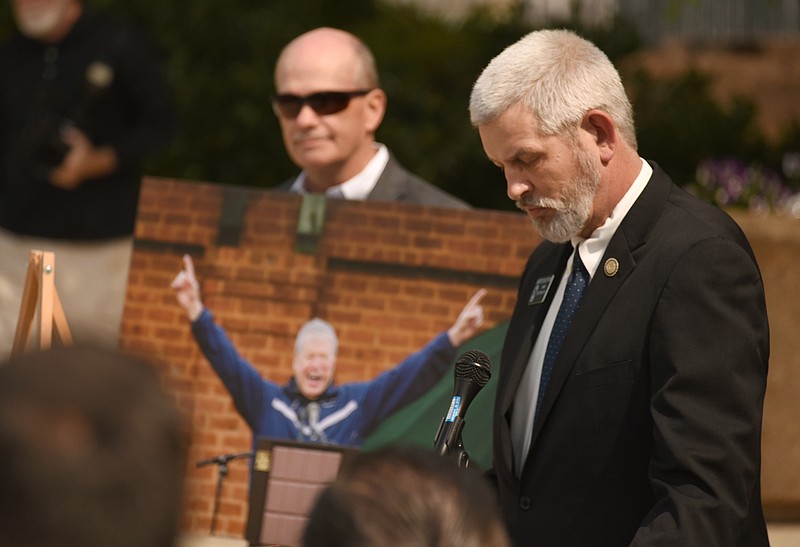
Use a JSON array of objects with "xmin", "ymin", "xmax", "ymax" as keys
[{"xmin": 603, "ymin": 258, "xmax": 620, "ymax": 277}]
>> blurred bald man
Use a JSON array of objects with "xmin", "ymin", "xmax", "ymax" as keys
[{"xmin": 272, "ymin": 27, "xmax": 468, "ymax": 208}]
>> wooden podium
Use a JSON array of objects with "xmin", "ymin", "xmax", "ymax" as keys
[
  {"xmin": 11, "ymin": 250, "xmax": 72, "ymax": 356},
  {"xmin": 245, "ymin": 438, "xmax": 358, "ymax": 547}
]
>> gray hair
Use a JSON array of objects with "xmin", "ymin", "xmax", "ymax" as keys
[
  {"xmin": 295, "ymin": 318, "xmax": 339, "ymax": 356},
  {"xmin": 469, "ymin": 29, "xmax": 636, "ymax": 149}
]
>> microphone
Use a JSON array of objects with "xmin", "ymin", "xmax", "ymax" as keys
[{"xmin": 434, "ymin": 350, "xmax": 492, "ymax": 460}]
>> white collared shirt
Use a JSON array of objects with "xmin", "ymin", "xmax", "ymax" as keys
[
  {"xmin": 511, "ymin": 159, "xmax": 652, "ymax": 475},
  {"xmin": 289, "ymin": 143, "xmax": 390, "ymax": 201}
]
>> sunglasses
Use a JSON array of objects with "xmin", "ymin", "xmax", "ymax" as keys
[{"xmin": 271, "ymin": 89, "xmax": 373, "ymax": 119}]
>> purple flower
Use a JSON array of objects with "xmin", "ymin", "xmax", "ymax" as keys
[{"xmin": 689, "ymin": 157, "xmax": 793, "ymax": 212}]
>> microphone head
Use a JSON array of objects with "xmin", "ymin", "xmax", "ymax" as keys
[{"xmin": 454, "ymin": 350, "xmax": 492, "ymax": 388}]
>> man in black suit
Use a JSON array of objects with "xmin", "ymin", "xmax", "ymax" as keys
[
  {"xmin": 469, "ymin": 29, "xmax": 769, "ymax": 546},
  {"xmin": 271, "ymin": 27, "xmax": 468, "ymax": 209}
]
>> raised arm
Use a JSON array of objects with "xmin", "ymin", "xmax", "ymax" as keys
[
  {"xmin": 447, "ymin": 288, "xmax": 487, "ymax": 347},
  {"xmin": 357, "ymin": 288, "xmax": 490, "ymax": 435},
  {"xmin": 171, "ymin": 254, "xmax": 204, "ymax": 322}
]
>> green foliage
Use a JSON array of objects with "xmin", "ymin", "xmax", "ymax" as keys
[
  {"xmin": 98, "ymin": 0, "xmax": 384, "ymax": 187},
  {"xmin": 354, "ymin": 3, "xmax": 534, "ymax": 210},
  {"xmin": 627, "ymin": 68, "xmax": 765, "ymax": 186},
  {"xmin": 2, "ymin": 0, "xmax": 795, "ymax": 211}
]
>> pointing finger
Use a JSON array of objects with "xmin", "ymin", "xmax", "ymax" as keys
[
  {"xmin": 466, "ymin": 288, "xmax": 487, "ymax": 309},
  {"xmin": 182, "ymin": 254, "xmax": 196, "ymax": 280}
]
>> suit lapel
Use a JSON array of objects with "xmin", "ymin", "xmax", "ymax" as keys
[
  {"xmin": 495, "ymin": 242, "xmax": 570, "ymax": 475},
  {"xmin": 528, "ymin": 164, "xmax": 673, "ymax": 445},
  {"xmin": 365, "ymin": 153, "xmax": 407, "ymax": 202},
  {"xmin": 529, "ymin": 234, "xmax": 635, "ymax": 444},
  {"xmin": 499, "ymin": 243, "xmax": 571, "ymax": 416}
]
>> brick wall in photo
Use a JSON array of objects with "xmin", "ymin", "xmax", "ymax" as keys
[{"xmin": 121, "ymin": 177, "xmax": 537, "ymax": 537}]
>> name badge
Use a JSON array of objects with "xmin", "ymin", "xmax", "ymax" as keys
[{"xmin": 528, "ymin": 275, "xmax": 554, "ymax": 305}]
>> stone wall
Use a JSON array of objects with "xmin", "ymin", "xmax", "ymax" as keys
[{"xmin": 729, "ymin": 210, "xmax": 800, "ymax": 520}]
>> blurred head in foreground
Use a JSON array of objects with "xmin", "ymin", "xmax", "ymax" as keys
[
  {"xmin": 0, "ymin": 345, "xmax": 187, "ymax": 547},
  {"xmin": 302, "ymin": 444, "xmax": 510, "ymax": 547}
]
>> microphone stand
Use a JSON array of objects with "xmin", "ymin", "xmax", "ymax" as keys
[
  {"xmin": 196, "ymin": 451, "xmax": 254, "ymax": 535},
  {"xmin": 451, "ymin": 432, "xmax": 470, "ymax": 469},
  {"xmin": 435, "ymin": 416, "xmax": 471, "ymax": 468}
]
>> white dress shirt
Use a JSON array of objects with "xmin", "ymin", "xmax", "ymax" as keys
[
  {"xmin": 511, "ymin": 159, "xmax": 653, "ymax": 475},
  {"xmin": 289, "ymin": 144, "xmax": 389, "ymax": 200}
]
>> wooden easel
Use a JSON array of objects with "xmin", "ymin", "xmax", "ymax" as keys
[{"xmin": 11, "ymin": 250, "xmax": 72, "ymax": 356}]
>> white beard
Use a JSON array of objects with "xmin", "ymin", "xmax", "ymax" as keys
[
  {"xmin": 518, "ymin": 144, "xmax": 601, "ymax": 243},
  {"xmin": 14, "ymin": 0, "xmax": 71, "ymax": 41}
]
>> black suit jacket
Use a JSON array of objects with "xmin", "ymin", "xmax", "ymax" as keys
[
  {"xmin": 493, "ymin": 163, "xmax": 769, "ymax": 546},
  {"xmin": 275, "ymin": 151, "xmax": 470, "ymax": 209}
]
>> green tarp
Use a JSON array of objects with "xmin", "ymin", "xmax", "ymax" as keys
[{"xmin": 362, "ymin": 321, "xmax": 508, "ymax": 471}]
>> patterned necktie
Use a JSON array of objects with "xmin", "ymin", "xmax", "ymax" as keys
[{"xmin": 534, "ymin": 247, "xmax": 590, "ymax": 424}]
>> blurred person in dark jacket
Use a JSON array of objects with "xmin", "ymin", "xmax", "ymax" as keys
[{"xmin": 0, "ymin": 0, "xmax": 176, "ymax": 357}]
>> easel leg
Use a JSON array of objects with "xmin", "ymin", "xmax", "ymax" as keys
[
  {"xmin": 38, "ymin": 251, "xmax": 55, "ymax": 350},
  {"xmin": 52, "ymin": 289, "xmax": 73, "ymax": 346},
  {"xmin": 11, "ymin": 250, "xmax": 72, "ymax": 356},
  {"xmin": 11, "ymin": 252, "xmax": 41, "ymax": 357}
]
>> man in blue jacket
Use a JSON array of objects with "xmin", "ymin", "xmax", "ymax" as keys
[{"xmin": 172, "ymin": 254, "xmax": 486, "ymax": 447}]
